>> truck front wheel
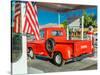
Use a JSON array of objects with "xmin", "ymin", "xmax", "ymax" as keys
[
  {"xmin": 27, "ymin": 48, "xmax": 35, "ymax": 60},
  {"xmin": 53, "ymin": 52, "xmax": 64, "ymax": 66}
]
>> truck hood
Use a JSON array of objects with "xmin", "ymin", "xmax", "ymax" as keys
[{"xmin": 27, "ymin": 40, "xmax": 45, "ymax": 44}]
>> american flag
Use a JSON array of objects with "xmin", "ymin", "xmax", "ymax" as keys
[
  {"xmin": 13, "ymin": 2, "xmax": 21, "ymax": 33},
  {"xmin": 23, "ymin": 2, "xmax": 40, "ymax": 40}
]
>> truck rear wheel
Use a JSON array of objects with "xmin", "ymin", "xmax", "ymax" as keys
[
  {"xmin": 46, "ymin": 38, "xmax": 55, "ymax": 52},
  {"xmin": 53, "ymin": 52, "xmax": 64, "ymax": 66},
  {"xmin": 27, "ymin": 48, "xmax": 35, "ymax": 60}
]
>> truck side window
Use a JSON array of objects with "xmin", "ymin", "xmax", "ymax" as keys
[{"xmin": 52, "ymin": 31, "xmax": 63, "ymax": 36}]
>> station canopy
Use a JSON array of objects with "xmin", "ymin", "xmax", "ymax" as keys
[
  {"xmin": 36, "ymin": 2, "xmax": 97, "ymax": 40},
  {"xmin": 37, "ymin": 2, "xmax": 96, "ymax": 12}
]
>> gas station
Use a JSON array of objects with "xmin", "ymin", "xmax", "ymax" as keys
[{"xmin": 11, "ymin": 1, "xmax": 97, "ymax": 75}]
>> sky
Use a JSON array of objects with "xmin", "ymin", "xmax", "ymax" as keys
[
  {"xmin": 11, "ymin": 2, "xmax": 97, "ymax": 26},
  {"xmin": 38, "ymin": 7, "xmax": 97, "ymax": 25}
]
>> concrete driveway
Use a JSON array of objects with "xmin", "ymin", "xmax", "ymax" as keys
[{"xmin": 27, "ymin": 55, "xmax": 97, "ymax": 74}]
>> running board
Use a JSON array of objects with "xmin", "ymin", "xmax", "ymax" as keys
[
  {"xmin": 66, "ymin": 53, "xmax": 94, "ymax": 63},
  {"xmin": 72, "ymin": 53, "xmax": 94, "ymax": 61}
]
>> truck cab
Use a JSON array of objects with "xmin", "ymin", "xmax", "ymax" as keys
[{"xmin": 40, "ymin": 27, "xmax": 67, "ymax": 41}]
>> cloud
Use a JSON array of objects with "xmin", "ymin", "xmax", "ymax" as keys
[{"xmin": 39, "ymin": 23, "xmax": 58, "ymax": 28}]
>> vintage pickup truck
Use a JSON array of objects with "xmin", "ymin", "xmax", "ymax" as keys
[{"xmin": 27, "ymin": 27, "xmax": 94, "ymax": 66}]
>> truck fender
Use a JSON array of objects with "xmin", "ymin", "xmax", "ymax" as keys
[
  {"xmin": 62, "ymin": 47, "xmax": 73, "ymax": 60},
  {"xmin": 54, "ymin": 46, "xmax": 73, "ymax": 60}
]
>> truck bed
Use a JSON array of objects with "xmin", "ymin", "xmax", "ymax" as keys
[{"xmin": 56, "ymin": 40, "xmax": 93, "ymax": 57}]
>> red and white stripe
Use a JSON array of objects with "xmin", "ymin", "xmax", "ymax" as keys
[
  {"xmin": 23, "ymin": 2, "xmax": 40, "ymax": 40},
  {"xmin": 13, "ymin": 2, "xmax": 21, "ymax": 33}
]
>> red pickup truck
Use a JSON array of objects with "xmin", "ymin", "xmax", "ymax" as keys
[{"xmin": 27, "ymin": 27, "xmax": 94, "ymax": 66}]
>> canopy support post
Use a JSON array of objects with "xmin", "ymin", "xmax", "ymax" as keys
[
  {"xmin": 58, "ymin": 12, "xmax": 60, "ymax": 25},
  {"xmin": 12, "ymin": 3, "xmax": 27, "ymax": 75},
  {"xmin": 81, "ymin": 15, "xmax": 84, "ymax": 40}
]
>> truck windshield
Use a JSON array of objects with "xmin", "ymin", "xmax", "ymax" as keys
[
  {"xmin": 40, "ymin": 30, "xmax": 44, "ymax": 39},
  {"xmin": 26, "ymin": 30, "xmax": 44, "ymax": 40},
  {"xmin": 27, "ymin": 34, "xmax": 35, "ymax": 41}
]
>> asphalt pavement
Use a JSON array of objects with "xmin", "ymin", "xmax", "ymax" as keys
[
  {"xmin": 28, "ymin": 56, "xmax": 97, "ymax": 74},
  {"xmin": 81, "ymin": 64, "xmax": 97, "ymax": 70}
]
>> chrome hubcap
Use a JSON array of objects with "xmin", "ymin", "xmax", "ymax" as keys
[
  {"xmin": 55, "ymin": 54, "xmax": 61, "ymax": 64},
  {"xmin": 27, "ymin": 49, "xmax": 33, "ymax": 58}
]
